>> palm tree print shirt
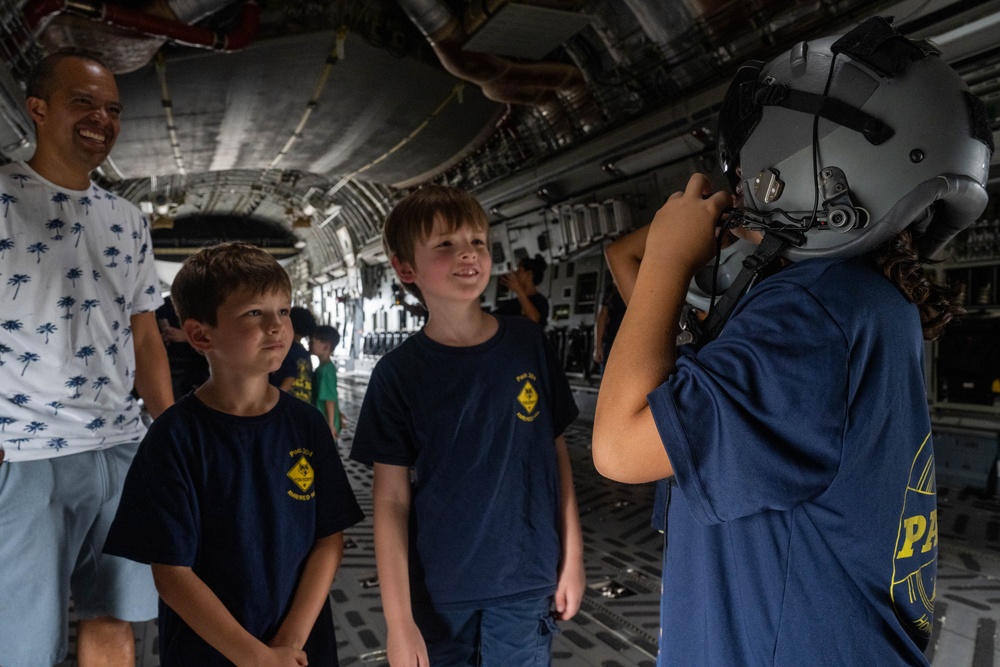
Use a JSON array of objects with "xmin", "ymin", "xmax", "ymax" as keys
[{"xmin": 0, "ymin": 162, "xmax": 162, "ymax": 461}]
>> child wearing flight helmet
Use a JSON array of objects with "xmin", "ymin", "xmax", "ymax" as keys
[{"xmin": 593, "ymin": 16, "xmax": 993, "ymax": 667}]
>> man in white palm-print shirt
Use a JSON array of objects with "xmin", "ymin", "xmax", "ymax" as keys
[{"xmin": 0, "ymin": 51, "xmax": 173, "ymax": 667}]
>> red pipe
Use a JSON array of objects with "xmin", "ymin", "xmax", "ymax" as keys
[{"xmin": 23, "ymin": 0, "xmax": 260, "ymax": 52}]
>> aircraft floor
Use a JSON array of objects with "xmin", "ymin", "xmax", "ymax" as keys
[{"xmin": 55, "ymin": 372, "xmax": 1000, "ymax": 666}]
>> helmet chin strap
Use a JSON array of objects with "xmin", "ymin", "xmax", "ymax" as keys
[{"xmin": 680, "ymin": 226, "xmax": 806, "ymax": 349}]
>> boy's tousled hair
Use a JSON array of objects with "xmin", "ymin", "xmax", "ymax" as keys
[
  {"xmin": 382, "ymin": 185, "xmax": 490, "ymax": 303},
  {"xmin": 312, "ymin": 324, "xmax": 341, "ymax": 349},
  {"xmin": 26, "ymin": 50, "xmax": 111, "ymax": 100},
  {"xmin": 171, "ymin": 241, "xmax": 291, "ymax": 326}
]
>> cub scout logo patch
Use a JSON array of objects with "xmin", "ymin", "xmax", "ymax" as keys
[
  {"xmin": 287, "ymin": 452, "xmax": 316, "ymax": 500},
  {"xmin": 516, "ymin": 372, "xmax": 540, "ymax": 422},
  {"xmin": 891, "ymin": 432, "xmax": 937, "ymax": 638}
]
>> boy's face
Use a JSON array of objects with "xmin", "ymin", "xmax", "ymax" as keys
[
  {"xmin": 393, "ymin": 216, "xmax": 491, "ymax": 307},
  {"xmin": 196, "ymin": 287, "xmax": 292, "ymax": 376}
]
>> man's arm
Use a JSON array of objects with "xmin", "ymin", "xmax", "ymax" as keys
[
  {"xmin": 373, "ymin": 463, "xmax": 429, "ymax": 667},
  {"xmin": 269, "ymin": 533, "xmax": 344, "ymax": 651},
  {"xmin": 593, "ymin": 174, "xmax": 729, "ymax": 484},
  {"xmin": 131, "ymin": 311, "xmax": 174, "ymax": 418},
  {"xmin": 151, "ymin": 564, "xmax": 307, "ymax": 666},
  {"xmin": 604, "ymin": 225, "xmax": 649, "ymax": 305},
  {"xmin": 553, "ymin": 435, "xmax": 585, "ymax": 620}
]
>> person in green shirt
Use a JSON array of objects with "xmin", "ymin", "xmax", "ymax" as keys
[{"xmin": 310, "ymin": 325, "xmax": 342, "ymax": 440}]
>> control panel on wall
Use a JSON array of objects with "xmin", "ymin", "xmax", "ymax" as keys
[{"xmin": 933, "ymin": 212, "xmax": 1000, "ymax": 412}]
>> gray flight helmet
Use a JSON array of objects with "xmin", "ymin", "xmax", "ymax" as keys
[{"xmin": 716, "ymin": 16, "xmax": 993, "ymax": 262}]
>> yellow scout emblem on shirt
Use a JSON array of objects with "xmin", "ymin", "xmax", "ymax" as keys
[
  {"xmin": 287, "ymin": 450, "xmax": 316, "ymax": 500},
  {"xmin": 516, "ymin": 372, "xmax": 540, "ymax": 422}
]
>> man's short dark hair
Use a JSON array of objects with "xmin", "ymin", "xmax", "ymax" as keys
[
  {"xmin": 25, "ymin": 50, "xmax": 111, "ymax": 100},
  {"xmin": 312, "ymin": 325, "xmax": 340, "ymax": 348},
  {"xmin": 171, "ymin": 242, "xmax": 291, "ymax": 326}
]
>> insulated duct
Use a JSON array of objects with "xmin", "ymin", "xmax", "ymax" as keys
[
  {"xmin": 398, "ymin": 0, "xmax": 592, "ymax": 122},
  {"xmin": 23, "ymin": 0, "xmax": 259, "ymax": 55}
]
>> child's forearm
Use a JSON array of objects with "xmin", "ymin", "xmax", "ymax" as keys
[
  {"xmin": 151, "ymin": 563, "xmax": 268, "ymax": 665},
  {"xmin": 554, "ymin": 435, "xmax": 586, "ymax": 619},
  {"xmin": 373, "ymin": 464, "xmax": 417, "ymax": 628},
  {"xmin": 270, "ymin": 533, "xmax": 344, "ymax": 650},
  {"xmin": 555, "ymin": 435, "xmax": 584, "ymax": 566},
  {"xmin": 324, "ymin": 400, "xmax": 339, "ymax": 436}
]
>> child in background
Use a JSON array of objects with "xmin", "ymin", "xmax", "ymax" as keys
[
  {"xmin": 350, "ymin": 185, "xmax": 585, "ymax": 667},
  {"xmin": 310, "ymin": 324, "xmax": 342, "ymax": 440},
  {"xmin": 271, "ymin": 306, "xmax": 318, "ymax": 403},
  {"xmin": 104, "ymin": 242, "xmax": 364, "ymax": 666}
]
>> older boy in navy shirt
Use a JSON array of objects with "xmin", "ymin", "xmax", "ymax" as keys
[
  {"xmin": 105, "ymin": 242, "xmax": 363, "ymax": 665},
  {"xmin": 351, "ymin": 185, "xmax": 584, "ymax": 666}
]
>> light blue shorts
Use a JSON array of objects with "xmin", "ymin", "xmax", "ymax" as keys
[{"xmin": 0, "ymin": 442, "xmax": 158, "ymax": 667}]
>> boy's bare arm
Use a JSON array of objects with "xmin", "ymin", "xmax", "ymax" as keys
[
  {"xmin": 373, "ymin": 463, "xmax": 429, "ymax": 667},
  {"xmin": 269, "ymin": 532, "xmax": 344, "ymax": 651},
  {"xmin": 151, "ymin": 563, "xmax": 307, "ymax": 667},
  {"xmin": 324, "ymin": 400, "xmax": 339, "ymax": 438},
  {"xmin": 593, "ymin": 174, "xmax": 729, "ymax": 484},
  {"xmin": 553, "ymin": 435, "xmax": 585, "ymax": 620}
]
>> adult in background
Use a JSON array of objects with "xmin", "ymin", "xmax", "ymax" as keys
[
  {"xmin": 492, "ymin": 255, "xmax": 550, "ymax": 328},
  {"xmin": 592, "ymin": 278, "xmax": 626, "ymax": 374},
  {"xmin": 0, "ymin": 51, "xmax": 173, "ymax": 667}
]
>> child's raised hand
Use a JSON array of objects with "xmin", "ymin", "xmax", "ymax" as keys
[{"xmin": 645, "ymin": 173, "xmax": 731, "ymax": 277}]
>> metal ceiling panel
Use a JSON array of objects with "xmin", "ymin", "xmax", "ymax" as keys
[{"xmin": 462, "ymin": 3, "xmax": 592, "ymax": 60}]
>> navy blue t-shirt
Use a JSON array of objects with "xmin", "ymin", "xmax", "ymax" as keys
[
  {"xmin": 270, "ymin": 341, "xmax": 315, "ymax": 404},
  {"xmin": 648, "ymin": 257, "xmax": 935, "ymax": 666},
  {"xmin": 105, "ymin": 391, "xmax": 364, "ymax": 665},
  {"xmin": 351, "ymin": 316, "xmax": 578, "ymax": 609}
]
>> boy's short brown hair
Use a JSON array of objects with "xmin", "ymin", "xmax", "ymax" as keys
[
  {"xmin": 171, "ymin": 241, "xmax": 291, "ymax": 326},
  {"xmin": 382, "ymin": 185, "xmax": 490, "ymax": 303}
]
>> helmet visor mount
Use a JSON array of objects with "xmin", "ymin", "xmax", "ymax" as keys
[{"xmin": 717, "ymin": 60, "xmax": 766, "ymax": 193}]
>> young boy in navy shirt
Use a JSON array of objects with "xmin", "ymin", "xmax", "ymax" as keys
[
  {"xmin": 105, "ymin": 241, "xmax": 364, "ymax": 665},
  {"xmin": 350, "ymin": 185, "xmax": 584, "ymax": 666}
]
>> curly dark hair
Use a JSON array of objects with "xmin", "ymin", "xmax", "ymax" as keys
[{"xmin": 874, "ymin": 229, "xmax": 965, "ymax": 341}]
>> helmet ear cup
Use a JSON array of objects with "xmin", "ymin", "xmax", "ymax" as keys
[{"xmin": 686, "ymin": 239, "xmax": 757, "ymax": 312}]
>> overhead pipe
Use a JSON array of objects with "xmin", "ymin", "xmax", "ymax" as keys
[
  {"xmin": 397, "ymin": 0, "xmax": 593, "ymax": 123},
  {"xmin": 23, "ymin": 0, "xmax": 259, "ymax": 52}
]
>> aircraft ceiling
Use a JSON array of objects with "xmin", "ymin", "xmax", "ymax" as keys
[{"xmin": 1, "ymin": 0, "xmax": 998, "ymax": 288}]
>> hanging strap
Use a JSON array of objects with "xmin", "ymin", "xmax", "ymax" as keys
[
  {"xmin": 754, "ymin": 84, "xmax": 894, "ymax": 145},
  {"xmin": 695, "ymin": 229, "xmax": 804, "ymax": 347}
]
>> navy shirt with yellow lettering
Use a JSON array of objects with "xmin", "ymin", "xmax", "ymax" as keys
[
  {"xmin": 648, "ymin": 256, "xmax": 935, "ymax": 666},
  {"xmin": 105, "ymin": 391, "xmax": 363, "ymax": 665},
  {"xmin": 351, "ymin": 316, "xmax": 578, "ymax": 610}
]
